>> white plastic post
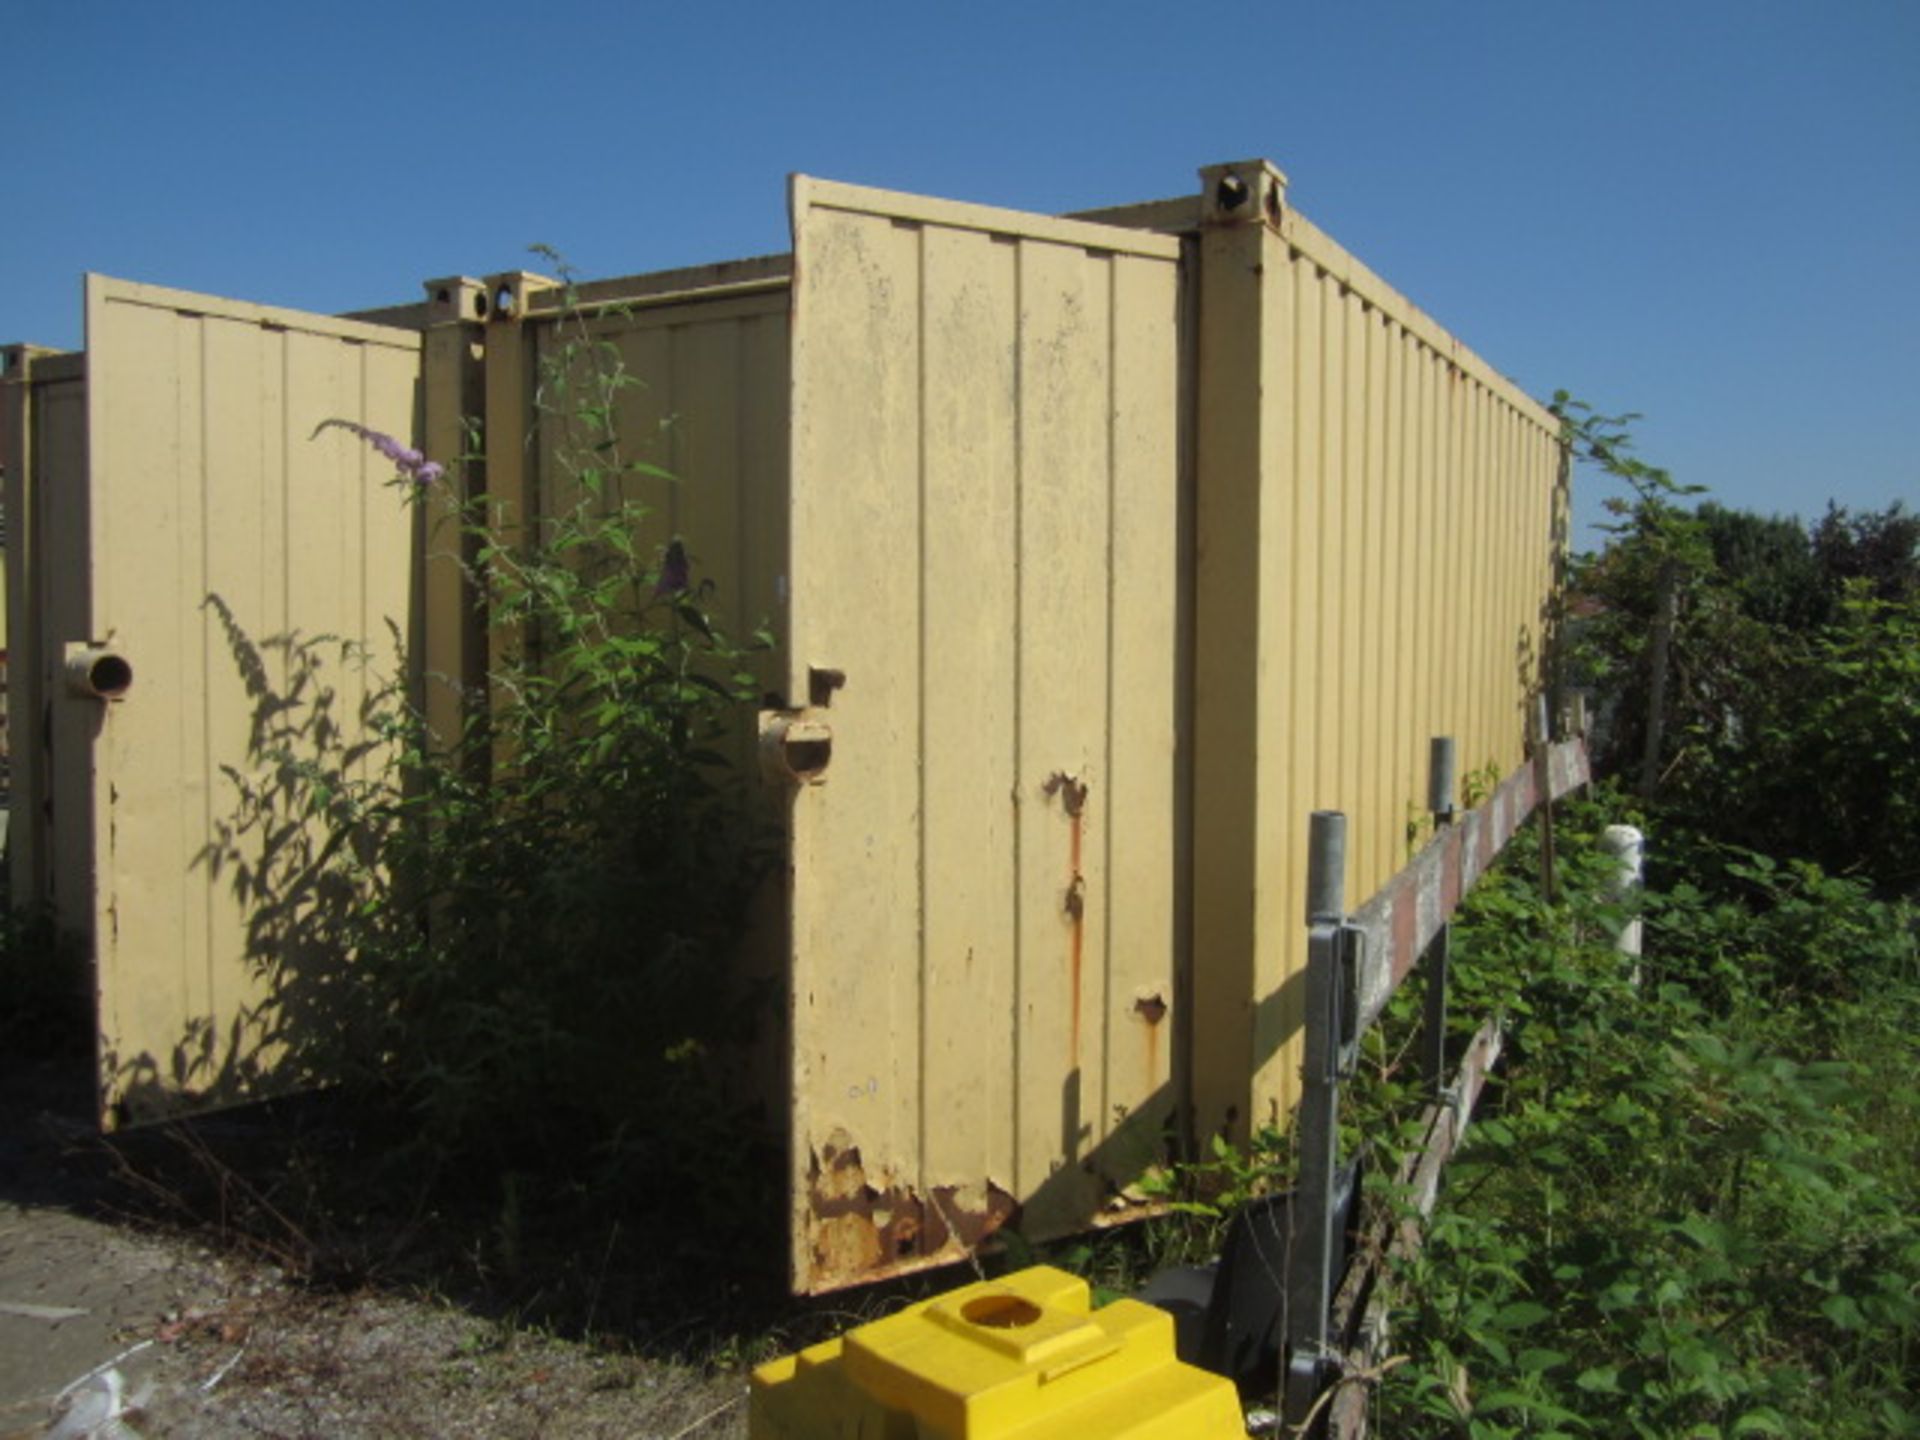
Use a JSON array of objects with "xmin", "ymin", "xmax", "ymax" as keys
[{"xmin": 1601, "ymin": 824, "xmax": 1645, "ymax": 976}]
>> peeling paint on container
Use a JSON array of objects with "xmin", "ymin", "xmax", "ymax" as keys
[{"xmin": 806, "ymin": 1129, "xmax": 1019, "ymax": 1290}]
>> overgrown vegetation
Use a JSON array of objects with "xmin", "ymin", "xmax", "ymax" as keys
[
  {"xmin": 1376, "ymin": 798, "xmax": 1919, "ymax": 1436},
  {"xmin": 1365, "ymin": 404, "xmax": 1920, "ymax": 1435},
  {"xmin": 326, "ymin": 297, "xmax": 774, "ymax": 1198},
  {"xmin": 176, "ymin": 270, "xmax": 789, "ymax": 1339},
  {"xmin": 1103, "ymin": 399, "xmax": 1920, "ymax": 1434},
  {"xmin": 1559, "ymin": 397, "xmax": 1919, "ymax": 890},
  {"xmin": 6, "ymin": 301, "xmax": 1913, "ymax": 1427}
]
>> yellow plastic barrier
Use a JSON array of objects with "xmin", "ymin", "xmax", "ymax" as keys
[{"xmin": 749, "ymin": 1265, "xmax": 1246, "ymax": 1438}]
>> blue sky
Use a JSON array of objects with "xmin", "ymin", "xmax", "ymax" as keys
[{"xmin": 5, "ymin": 0, "xmax": 1914, "ymax": 545}]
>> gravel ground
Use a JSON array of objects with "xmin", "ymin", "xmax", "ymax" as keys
[
  {"xmin": 2, "ymin": 1213, "xmax": 749, "ymax": 1439},
  {"xmin": 1, "ymin": 1059, "xmax": 753, "ymax": 1440}
]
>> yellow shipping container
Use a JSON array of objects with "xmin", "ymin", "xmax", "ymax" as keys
[{"xmin": 3, "ymin": 158, "xmax": 1567, "ymax": 1296}]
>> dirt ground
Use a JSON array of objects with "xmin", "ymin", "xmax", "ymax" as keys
[{"xmin": 0, "ymin": 1058, "xmax": 750, "ymax": 1440}]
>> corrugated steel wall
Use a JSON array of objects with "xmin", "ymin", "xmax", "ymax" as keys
[
  {"xmin": 81, "ymin": 278, "xmax": 422, "ymax": 1123},
  {"xmin": 2, "ymin": 346, "xmax": 89, "ymax": 924},
  {"xmin": 1184, "ymin": 162, "xmax": 1566, "ymax": 1140},
  {"xmin": 525, "ymin": 269, "xmax": 793, "ymax": 743},
  {"xmin": 784, "ymin": 180, "xmax": 1184, "ymax": 1290},
  {"xmin": 1250, "ymin": 204, "xmax": 1565, "ymax": 1127}
]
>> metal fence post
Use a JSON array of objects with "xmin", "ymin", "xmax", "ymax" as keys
[
  {"xmin": 1420, "ymin": 737, "xmax": 1457, "ymax": 1100},
  {"xmin": 1532, "ymin": 695, "xmax": 1559, "ymax": 902},
  {"xmin": 1286, "ymin": 811, "xmax": 1351, "ymax": 1429}
]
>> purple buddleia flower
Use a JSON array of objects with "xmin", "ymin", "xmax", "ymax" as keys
[
  {"xmin": 654, "ymin": 539, "xmax": 690, "ymax": 597},
  {"xmin": 312, "ymin": 418, "xmax": 444, "ymax": 486}
]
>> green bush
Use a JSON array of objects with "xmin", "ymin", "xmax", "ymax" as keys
[
  {"xmin": 1556, "ymin": 397, "xmax": 1919, "ymax": 893},
  {"xmin": 210, "ymin": 275, "xmax": 776, "ymax": 1226},
  {"xmin": 1376, "ymin": 803, "xmax": 1920, "ymax": 1438},
  {"xmin": 0, "ymin": 900, "xmax": 90, "ymax": 1061}
]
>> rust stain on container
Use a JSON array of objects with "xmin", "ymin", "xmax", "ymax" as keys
[
  {"xmin": 1064, "ymin": 871, "xmax": 1085, "ymax": 1063},
  {"xmin": 1045, "ymin": 772, "xmax": 1090, "ymax": 1065},
  {"xmin": 806, "ymin": 1128, "xmax": 1018, "ymax": 1291}
]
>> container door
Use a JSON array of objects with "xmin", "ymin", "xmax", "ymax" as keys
[
  {"xmin": 782, "ymin": 179, "xmax": 1185, "ymax": 1291},
  {"xmin": 79, "ymin": 276, "xmax": 423, "ymax": 1126}
]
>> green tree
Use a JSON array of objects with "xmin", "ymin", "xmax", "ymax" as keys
[{"xmin": 1558, "ymin": 397, "xmax": 1918, "ymax": 892}]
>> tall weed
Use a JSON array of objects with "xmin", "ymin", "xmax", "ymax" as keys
[{"xmin": 206, "ymin": 271, "xmax": 778, "ymax": 1265}]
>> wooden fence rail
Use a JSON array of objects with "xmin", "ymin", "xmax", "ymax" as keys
[{"xmin": 1282, "ymin": 731, "xmax": 1590, "ymax": 1433}]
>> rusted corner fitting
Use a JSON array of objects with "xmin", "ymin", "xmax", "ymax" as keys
[
  {"xmin": 1197, "ymin": 158, "xmax": 1289, "ymax": 230},
  {"xmin": 420, "ymin": 275, "xmax": 490, "ymax": 326}
]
